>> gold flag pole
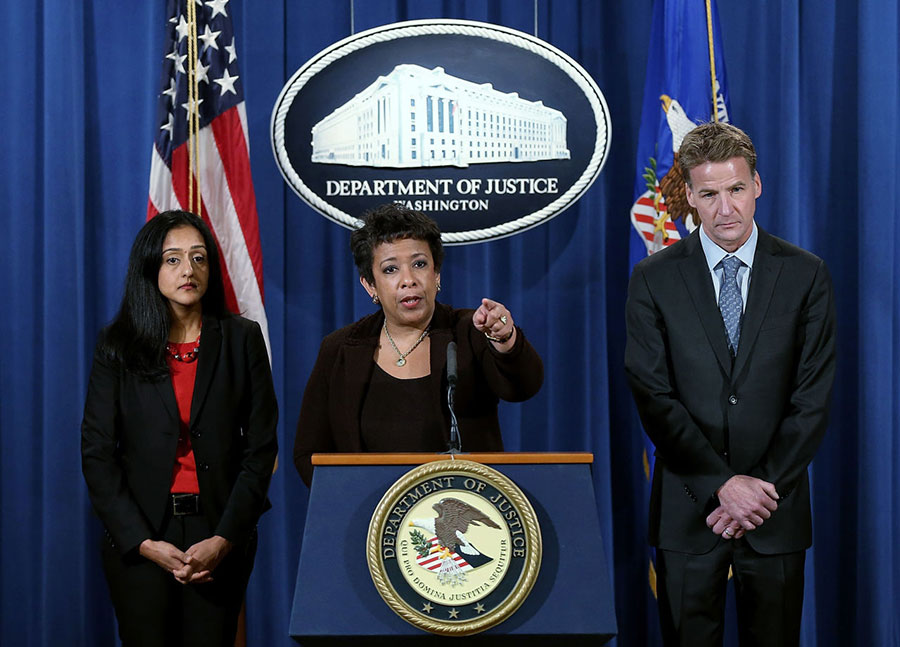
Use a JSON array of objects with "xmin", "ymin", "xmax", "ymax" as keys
[
  {"xmin": 705, "ymin": 0, "xmax": 719, "ymax": 122},
  {"xmin": 186, "ymin": 0, "xmax": 200, "ymax": 214}
]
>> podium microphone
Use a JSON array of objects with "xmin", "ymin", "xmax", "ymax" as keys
[{"xmin": 446, "ymin": 341, "xmax": 461, "ymax": 453}]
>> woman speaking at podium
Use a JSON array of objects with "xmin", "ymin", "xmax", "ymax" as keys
[
  {"xmin": 293, "ymin": 204, "xmax": 543, "ymax": 486},
  {"xmin": 81, "ymin": 211, "xmax": 278, "ymax": 646}
]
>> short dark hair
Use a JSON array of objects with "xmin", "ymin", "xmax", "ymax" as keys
[
  {"xmin": 679, "ymin": 122, "xmax": 757, "ymax": 187},
  {"xmin": 350, "ymin": 203, "xmax": 444, "ymax": 285},
  {"xmin": 98, "ymin": 210, "xmax": 227, "ymax": 378}
]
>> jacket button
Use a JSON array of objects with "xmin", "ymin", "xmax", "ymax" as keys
[
  {"xmin": 728, "ymin": 395, "xmax": 738, "ymax": 405},
  {"xmin": 191, "ymin": 430, "xmax": 201, "ymax": 438},
  {"xmin": 199, "ymin": 463, "xmax": 209, "ymax": 471}
]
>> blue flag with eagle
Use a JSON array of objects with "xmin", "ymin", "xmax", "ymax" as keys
[{"xmin": 628, "ymin": 0, "xmax": 731, "ymax": 602}]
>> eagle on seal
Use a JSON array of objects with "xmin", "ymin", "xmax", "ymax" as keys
[{"xmin": 410, "ymin": 497, "xmax": 501, "ymax": 568}]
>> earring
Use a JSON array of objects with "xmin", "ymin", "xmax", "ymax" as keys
[
  {"xmin": 436, "ymin": 281, "xmax": 442, "ymax": 293},
  {"xmin": 372, "ymin": 294, "xmax": 380, "ymax": 305}
]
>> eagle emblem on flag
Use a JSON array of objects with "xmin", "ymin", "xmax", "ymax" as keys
[{"xmin": 629, "ymin": 94, "xmax": 712, "ymax": 256}]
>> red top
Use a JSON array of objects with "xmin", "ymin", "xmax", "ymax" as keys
[{"xmin": 167, "ymin": 341, "xmax": 200, "ymax": 494}]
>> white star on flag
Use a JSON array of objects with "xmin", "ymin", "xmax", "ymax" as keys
[
  {"xmin": 225, "ymin": 37, "xmax": 237, "ymax": 63},
  {"xmin": 206, "ymin": 0, "xmax": 230, "ymax": 19},
  {"xmin": 166, "ymin": 49, "xmax": 187, "ymax": 74},
  {"xmin": 160, "ymin": 112, "xmax": 174, "ymax": 134},
  {"xmin": 181, "ymin": 97, "xmax": 204, "ymax": 116},
  {"xmin": 195, "ymin": 61, "xmax": 210, "ymax": 84},
  {"xmin": 162, "ymin": 77, "xmax": 177, "ymax": 105},
  {"xmin": 175, "ymin": 15, "xmax": 190, "ymax": 42},
  {"xmin": 198, "ymin": 24, "xmax": 221, "ymax": 52},
  {"xmin": 214, "ymin": 69, "xmax": 239, "ymax": 96}
]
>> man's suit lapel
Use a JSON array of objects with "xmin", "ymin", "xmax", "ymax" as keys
[
  {"xmin": 677, "ymin": 232, "xmax": 734, "ymax": 375},
  {"xmin": 733, "ymin": 230, "xmax": 782, "ymax": 377},
  {"xmin": 190, "ymin": 315, "xmax": 222, "ymax": 426}
]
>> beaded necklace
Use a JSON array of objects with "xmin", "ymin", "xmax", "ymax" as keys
[{"xmin": 166, "ymin": 333, "xmax": 201, "ymax": 363}]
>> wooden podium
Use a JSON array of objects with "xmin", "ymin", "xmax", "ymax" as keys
[{"xmin": 289, "ymin": 453, "xmax": 617, "ymax": 644}]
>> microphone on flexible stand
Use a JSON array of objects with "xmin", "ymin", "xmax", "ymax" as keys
[{"xmin": 445, "ymin": 341, "xmax": 462, "ymax": 454}]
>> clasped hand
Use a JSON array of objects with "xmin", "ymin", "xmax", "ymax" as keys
[
  {"xmin": 472, "ymin": 298, "xmax": 516, "ymax": 351},
  {"xmin": 706, "ymin": 475, "xmax": 779, "ymax": 540},
  {"xmin": 140, "ymin": 535, "xmax": 233, "ymax": 584}
]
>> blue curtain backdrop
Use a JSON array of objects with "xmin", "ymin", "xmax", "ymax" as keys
[{"xmin": 1, "ymin": 1, "xmax": 897, "ymax": 645}]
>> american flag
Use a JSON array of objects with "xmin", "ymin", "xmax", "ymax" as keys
[{"xmin": 149, "ymin": 0, "xmax": 269, "ymax": 352}]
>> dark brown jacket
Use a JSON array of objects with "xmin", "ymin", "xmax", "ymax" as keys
[{"xmin": 293, "ymin": 302, "xmax": 543, "ymax": 486}]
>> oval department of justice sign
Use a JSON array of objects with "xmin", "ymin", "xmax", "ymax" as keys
[
  {"xmin": 367, "ymin": 459, "xmax": 542, "ymax": 635},
  {"xmin": 271, "ymin": 19, "xmax": 611, "ymax": 244}
]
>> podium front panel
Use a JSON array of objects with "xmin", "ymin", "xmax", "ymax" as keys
[{"xmin": 289, "ymin": 461, "xmax": 616, "ymax": 642}]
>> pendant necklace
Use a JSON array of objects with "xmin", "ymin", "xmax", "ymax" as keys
[{"xmin": 383, "ymin": 320, "xmax": 430, "ymax": 367}]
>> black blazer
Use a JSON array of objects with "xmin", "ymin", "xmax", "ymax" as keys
[
  {"xmin": 81, "ymin": 314, "xmax": 278, "ymax": 555},
  {"xmin": 293, "ymin": 302, "xmax": 544, "ymax": 486},
  {"xmin": 625, "ymin": 227, "xmax": 836, "ymax": 554}
]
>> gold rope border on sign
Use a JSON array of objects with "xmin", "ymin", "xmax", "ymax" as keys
[
  {"xmin": 186, "ymin": 0, "xmax": 201, "ymax": 214},
  {"xmin": 705, "ymin": 0, "xmax": 719, "ymax": 122},
  {"xmin": 366, "ymin": 459, "xmax": 542, "ymax": 636}
]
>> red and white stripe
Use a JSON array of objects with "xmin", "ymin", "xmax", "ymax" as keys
[
  {"xmin": 630, "ymin": 189, "xmax": 682, "ymax": 257},
  {"xmin": 415, "ymin": 537, "xmax": 473, "ymax": 571}
]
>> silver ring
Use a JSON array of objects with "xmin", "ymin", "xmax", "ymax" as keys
[
  {"xmin": 500, "ymin": 314, "xmax": 508, "ymax": 325},
  {"xmin": 724, "ymin": 528, "xmax": 733, "ymax": 536}
]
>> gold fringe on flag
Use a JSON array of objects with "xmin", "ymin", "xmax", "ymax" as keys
[
  {"xmin": 705, "ymin": 0, "xmax": 719, "ymax": 122},
  {"xmin": 186, "ymin": 0, "xmax": 201, "ymax": 215}
]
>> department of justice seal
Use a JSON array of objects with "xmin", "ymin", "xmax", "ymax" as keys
[{"xmin": 367, "ymin": 459, "xmax": 541, "ymax": 636}]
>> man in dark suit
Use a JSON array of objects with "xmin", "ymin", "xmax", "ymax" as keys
[{"xmin": 625, "ymin": 122, "xmax": 836, "ymax": 646}]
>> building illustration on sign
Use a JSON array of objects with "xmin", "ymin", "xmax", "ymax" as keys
[{"xmin": 310, "ymin": 64, "xmax": 570, "ymax": 168}]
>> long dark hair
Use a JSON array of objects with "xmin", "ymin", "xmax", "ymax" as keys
[{"xmin": 98, "ymin": 211, "xmax": 227, "ymax": 378}]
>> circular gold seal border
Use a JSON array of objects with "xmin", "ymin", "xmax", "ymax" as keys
[{"xmin": 367, "ymin": 459, "xmax": 542, "ymax": 636}]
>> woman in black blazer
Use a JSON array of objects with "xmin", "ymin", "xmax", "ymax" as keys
[{"xmin": 81, "ymin": 210, "xmax": 278, "ymax": 646}]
